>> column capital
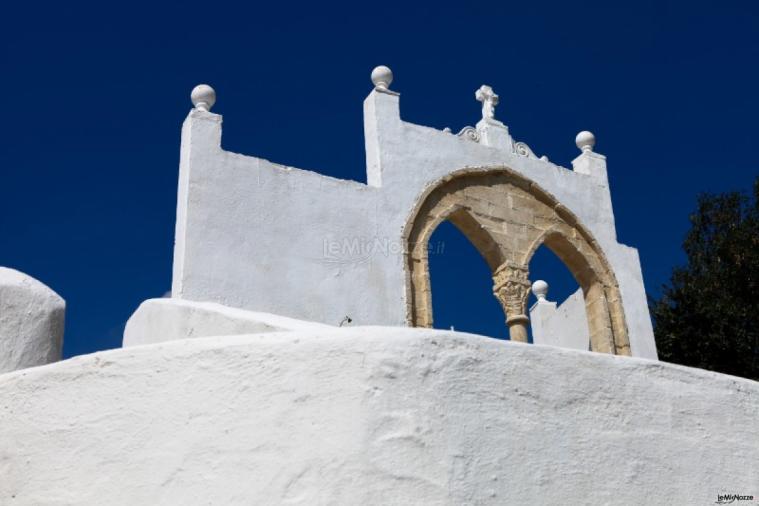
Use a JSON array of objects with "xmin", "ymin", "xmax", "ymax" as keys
[
  {"xmin": 492, "ymin": 262, "xmax": 529, "ymax": 292},
  {"xmin": 492, "ymin": 262, "xmax": 531, "ymax": 342}
]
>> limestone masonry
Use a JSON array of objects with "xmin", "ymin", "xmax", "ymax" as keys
[{"xmin": 1, "ymin": 67, "xmax": 756, "ymax": 505}]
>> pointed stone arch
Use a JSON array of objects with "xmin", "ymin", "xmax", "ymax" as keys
[
  {"xmin": 522, "ymin": 228, "xmax": 629, "ymax": 354},
  {"xmin": 405, "ymin": 203, "xmax": 505, "ymax": 328},
  {"xmin": 403, "ymin": 167, "xmax": 630, "ymax": 355}
]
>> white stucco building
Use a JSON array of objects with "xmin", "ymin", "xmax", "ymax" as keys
[
  {"xmin": 0, "ymin": 68, "xmax": 756, "ymax": 505},
  {"xmin": 132, "ymin": 69, "xmax": 656, "ymax": 358}
]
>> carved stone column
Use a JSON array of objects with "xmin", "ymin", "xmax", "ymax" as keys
[{"xmin": 492, "ymin": 262, "xmax": 531, "ymax": 342}]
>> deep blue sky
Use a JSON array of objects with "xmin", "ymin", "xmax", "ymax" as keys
[{"xmin": 2, "ymin": 2, "xmax": 757, "ymax": 357}]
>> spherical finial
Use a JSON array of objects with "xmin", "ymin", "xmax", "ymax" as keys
[
  {"xmin": 531, "ymin": 280, "xmax": 549, "ymax": 301},
  {"xmin": 575, "ymin": 130, "xmax": 595, "ymax": 153},
  {"xmin": 371, "ymin": 65, "xmax": 393, "ymax": 90},
  {"xmin": 191, "ymin": 84, "xmax": 216, "ymax": 112}
]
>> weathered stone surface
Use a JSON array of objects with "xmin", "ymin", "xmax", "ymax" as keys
[
  {"xmin": 1, "ymin": 327, "xmax": 755, "ymax": 504},
  {"xmin": 405, "ymin": 171, "xmax": 629, "ymax": 354},
  {"xmin": 0, "ymin": 267, "xmax": 64, "ymax": 373}
]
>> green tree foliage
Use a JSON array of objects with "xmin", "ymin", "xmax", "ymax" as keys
[{"xmin": 651, "ymin": 177, "xmax": 759, "ymax": 381}]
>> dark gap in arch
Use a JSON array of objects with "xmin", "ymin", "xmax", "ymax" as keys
[{"xmin": 428, "ymin": 221, "xmax": 509, "ymax": 340}]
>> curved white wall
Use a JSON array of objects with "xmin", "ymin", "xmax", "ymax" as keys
[
  {"xmin": 1, "ymin": 327, "xmax": 755, "ymax": 505},
  {"xmin": 0, "ymin": 267, "xmax": 64, "ymax": 373}
]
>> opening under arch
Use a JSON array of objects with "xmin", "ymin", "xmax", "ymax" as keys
[
  {"xmin": 428, "ymin": 220, "xmax": 509, "ymax": 339},
  {"xmin": 403, "ymin": 167, "xmax": 631, "ymax": 356}
]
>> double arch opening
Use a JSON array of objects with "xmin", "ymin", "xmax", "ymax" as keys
[{"xmin": 403, "ymin": 167, "xmax": 631, "ymax": 356}]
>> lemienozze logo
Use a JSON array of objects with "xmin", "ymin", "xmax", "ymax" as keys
[{"xmin": 715, "ymin": 493, "xmax": 755, "ymax": 504}]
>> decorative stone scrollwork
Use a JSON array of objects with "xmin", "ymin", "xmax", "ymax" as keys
[
  {"xmin": 514, "ymin": 141, "xmax": 539, "ymax": 160},
  {"xmin": 457, "ymin": 126, "xmax": 480, "ymax": 143}
]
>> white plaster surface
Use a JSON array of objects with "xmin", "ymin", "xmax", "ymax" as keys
[
  {"xmin": 123, "ymin": 297, "xmax": 332, "ymax": 347},
  {"xmin": 0, "ymin": 267, "xmax": 64, "ymax": 373},
  {"xmin": 170, "ymin": 84, "xmax": 657, "ymax": 358},
  {"xmin": 530, "ymin": 287, "xmax": 591, "ymax": 351},
  {"xmin": 0, "ymin": 327, "xmax": 755, "ymax": 505}
]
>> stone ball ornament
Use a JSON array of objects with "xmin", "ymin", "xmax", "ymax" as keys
[
  {"xmin": 371, "ymin": 65, "xmax": 393, "ymax": 90},
  {"xmin": 191, "ymin": 84, "xmax": 216, "ymax": 112},
  {"xmin": 575, "ymin": 130, "xmax": 596, "ymax": 153},
  {"xmin": 531, "ymin": 280, "xmax": 549, "ymax": 301}
]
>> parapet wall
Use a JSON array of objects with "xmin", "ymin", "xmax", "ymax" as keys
[
  {"xmin": 1, "ymin": 327, "xmax": 754, "ymax": 505},
  {"xmin": 171, "ymin": 74, "xmax": 657, "ymax": 358},
  {"xmin": 0, "ymin": 267, "xmax": 64, "ymax": 373}
]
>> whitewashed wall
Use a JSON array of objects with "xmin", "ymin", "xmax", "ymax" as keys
[
  {"xmin": 0, "ymin": 267, "xmax": 64, "ymax": 373},
  {"xmin": 1, "ymin": 327, "xmax": 754, "ymax": 505},
  {"xmin": 171, "ymin": 84, "xmax": 656, "ymax": 358},
  {"xmin": 531, "ymin": 287, "xmax": 591, "ymax": 350}
]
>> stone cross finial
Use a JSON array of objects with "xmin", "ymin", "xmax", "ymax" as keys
[{"xmin": 475, "ymin": 85, "xmax": 499, "ymax": 121}]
